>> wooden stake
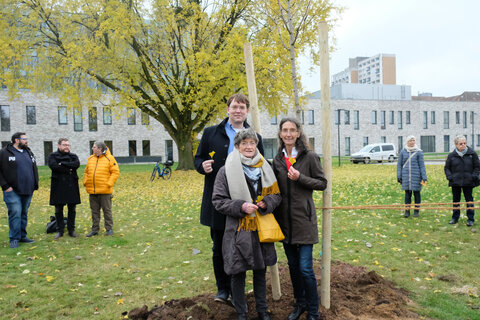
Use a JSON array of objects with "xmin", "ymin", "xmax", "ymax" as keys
[
  {"xmin": 319, "ymin": 21, "xmax": 332, "ymax": 309},
  {"xmin": 244, "ymin": 42, "xmax": 282, "ymax": 300}
]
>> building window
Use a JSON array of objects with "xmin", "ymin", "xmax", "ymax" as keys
[
  {"xmin": 89, "ymin": 107, "xmax": 97, "ymax": 132},
  {"xmin": 89, "ymin": 141, "xmax": 95, "ymax": 154},
  {"xmin": 421, "ymin": 136, "xmax": 436, "ymax": 153},
  {"xmin": 263, "ymin": 138, "xmax": 278, "ymax": 160},
  {"xmin": 406, "ymin": 111, "xmax": 411, "ymax": 124},
  {"xmin": 142, "ymin": 140, "xmax": 150, "ymax": 156},
  {"xmin": 127, "ymin": 108, "xmax": 136, "ymax": 125},
  {"xmin": 165, "ymin": 140, "xmax": 173, "ymax": 161},
  {"xmin": 345, "ymin": 137, "xmax": 351, "ymax": 156},
  {"xmin": 353, "ymin": 110, "xmax": 359, "ymax": 130},
  {"xmin": 103, "ymin": 107, "xmax": 112, "ymax": 125},
  {"xmin": 431, "ymin": 111, "xmax": 435, "ymax": 124},
  {"xmin": 477, "ymin": 134, "xmax": 480, "ymax": 147},
  {"xmin": 463, "ymin": 111, "xmax": 467, "ymax": 128},
  {"xmin": 105, "ymin": 140, "xmax": 113, "ymax": 154},
  {"xmin": 43, "ymin": 141, "xmax": 53, "ymax": 165},
  {"xmin": 381, "ymin": 136, "xmax": 386, "ymax": 143},
  {"xmin": 423, "ymin": 111, "xmax": 428, "ymax": 129},
  {"xmin": 456, "ymin": 111, "xmax": 460, "ymax": 124},
  {"xmin": 380, "ymin": 111, "xmax": 386, "ymax": 129},
  {"xmin": 371, "ymin": 110, "xmax": 377, "ymax": 124},
  {"xmin": 141, "ymin": 112, "xmax": 150, "ymax": 125},
  {"xmin": 335, "ymin": 110, "xmax": 340, "ymax": 125},
  {"xmin": 73, "ymin": 109, "xmax": 82, "ymax": 131},
  {"xmin": 344, "ymin": 110, "xmax": 350, "ymax": 125},
  {"xmin": 300, "ymin": 111, "xmax": 305, "ymax": 125},
  {"xmin": 128, "ymin": 140, "xmax": 137, "ymax": 156},
  {"xmin": 0, "ymin": 106, "xmax": 10, "ymax": 131},
  {"xmin": 309, "ymin": 137, "xmax": 315, "ymax": 151},
  {"xmin": 471, "ymin": 111, "xmax": 475, "ymax": 126},
  {"xmin": 444, "ymin": 111, "xmax": 449, "ymax": 129},
  {"xmin": 444, "ymin": 135, "xmax": 450, "ymax": 152},
  {"xmin": 398, "ymin": 136, "xmax": 403, "ymax": 151},
  {"xmin": 398, "ymin": 111, "xmax": 403, "ymax": 129},
  {"xmin": 26, "ymin": 106, "xmax": 36, "ymax": 124},
  {"xmin": 389, "ymin": 111, "xmax": 394, "ymax": 124},
  {"xmin": 270, "ymin": 116, "xmax": 277, "ymax": 125},
  {"xmin": 58, "ymin": 106, "xmax": 67, "ymax": 125},
  {"xmin": 308, "ymin": 110, "xmax": 314, "ymax": 125},
  {"xmin": 362, "ymin": 137, "xmax": 368, "ymax": 146}
]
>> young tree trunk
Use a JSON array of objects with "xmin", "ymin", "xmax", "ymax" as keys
[
  {"xmin": 173, "ymin": 135, "xmax": 195, "ymax": 170},
  {"xmin": 287, "ymin": 0, "xmax": 302, "ymax": 120}
]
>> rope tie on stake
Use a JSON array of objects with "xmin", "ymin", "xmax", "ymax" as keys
[{"xmin": 319, "ymin": 200, "xmax": 480, "ymax": 211}]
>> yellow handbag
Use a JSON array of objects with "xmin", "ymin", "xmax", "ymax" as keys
[{"xmin": 255, "ymin": 212, "xmax": 285, "ymax": 243}]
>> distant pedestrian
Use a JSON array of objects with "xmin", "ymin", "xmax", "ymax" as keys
[
  {"xmin": 444, "ymin": 135, "xmax": 480, "ymax": 226},
  {"xmin": 48, "ymin": 138, "xmax": 81, "ymax": 239},
  {"xmin": 397, "ymin": 135, "xmax": 427, "ymax": 218},
  {"xmin": 83, "ymin": 141, "xmax": 119, "ymax": 237},
  {"xmin": 0, "ymin": 132, "xmax": 38, "ymax": 248}
]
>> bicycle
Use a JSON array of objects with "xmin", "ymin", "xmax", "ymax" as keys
[{"xmin": 150, "ymin": 160, "xmax": 173, "ymax": 181}]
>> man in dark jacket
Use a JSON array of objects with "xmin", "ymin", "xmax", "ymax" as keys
[
  {"xmin": 0, "ymin": 132, "xmax": 39, "ymax": 248},
  {"xmin": 194, "ymin": 93, "xmax": 264, "ymax": 303},
  {"xmin": 48, "ymin": 138, "xmax": 81, "ymax": 239}
]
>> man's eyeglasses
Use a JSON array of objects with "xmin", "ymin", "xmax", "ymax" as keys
[{"xmin": 19, "ymin": 138, "xmax": 29, "ymax": 141}]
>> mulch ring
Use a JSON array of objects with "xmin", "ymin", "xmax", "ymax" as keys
[{"xmin": 128, "ymin": 260, "xmax": 426, "ymax": 320}]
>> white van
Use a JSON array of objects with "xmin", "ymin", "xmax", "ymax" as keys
[{"xmin": 350, "ymin": 143, "xmax": 397, "ymax": 164}]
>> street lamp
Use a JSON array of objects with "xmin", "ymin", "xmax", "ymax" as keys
[{"xmin": 336, "ymin": 109, "xmax": 347, "ymax": 167}]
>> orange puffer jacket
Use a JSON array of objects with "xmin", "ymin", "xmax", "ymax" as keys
[{"xmin": 83, "ymin": 148, "xmax": 120, "ymax": 194}]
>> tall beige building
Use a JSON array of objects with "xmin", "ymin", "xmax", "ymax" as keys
[{"xmin": 332, "ymin": 53, "xmax": 396, "ymax": 86}]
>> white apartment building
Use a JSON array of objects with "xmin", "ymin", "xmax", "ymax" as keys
[{"xmin": 332, "ymin": 54, "xmax": 397, "ymax": 86}]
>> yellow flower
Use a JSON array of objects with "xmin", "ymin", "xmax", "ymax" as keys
[
  {"xmin": 209, "ymin": 151, "xmax": 215, "ymax": 158},
  {"xmin": 288, "ymin": 157, "xmax": 296, "ymax": 165}
]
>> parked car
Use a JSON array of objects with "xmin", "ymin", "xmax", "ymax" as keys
[{"xmin": 350, "ymin": 143, "xmax": 397, "ymax": 164}]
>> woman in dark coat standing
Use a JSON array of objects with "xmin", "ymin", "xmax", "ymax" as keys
[
  {"xmin": 212, "ymin": 128, "xmax": 281, "ymax": 320},
  {"xmin": 444, "ymin": 135, "xmax": 480, "ymax": 226},
  {"xmin": 397, "ymin": 135, "xmax": 427, "ymax": 218},
  {"xmin": 272, "ymin": 117, "xmax": 327, "ymax": 320},
  {"xmin": 48, "ymin": 138, "xmax": 81, "ymax": 238}
]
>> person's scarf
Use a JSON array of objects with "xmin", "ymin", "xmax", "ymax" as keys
[
  {"xmin": 456, "ymin": 146, "xmax": 468, "ymax": 157},
  {"xmin": 225, "ymin": 148, "xmax": 280, "ymax": 231},
  {"xmin": 404, "ymin": 144, "xmax": 421, "ymax": 152}
]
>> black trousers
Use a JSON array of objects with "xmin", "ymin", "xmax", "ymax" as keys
[
  {"xmin": 210, "ymin": 228, "xmax": 231, "ymax": 292},
  {"xmin": 452, "ymin": 186, "xmax": 475, "ymax": 221},
  {"xmin": 55, "ymin": 204, "xmax": 76, "ymax": 233},
  {"xmin": 231, "ymin": 269, "xmax": 267, "ymax": 316},
  {"xmin": 404, "ymin": 190, "xmax": 421, "ymax": 213}
]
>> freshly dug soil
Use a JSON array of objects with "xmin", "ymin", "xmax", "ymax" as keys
[{"xmin": 128, "ymin": 260, "xmax": 423, "ymax": 320}]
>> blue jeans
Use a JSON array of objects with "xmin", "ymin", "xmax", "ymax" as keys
[
  {"xmin": 3, "ymin": 190, "xmax": 33, "ymax": 241},
  {"xmin": 283, "ymin": 243, "xmax": 319, "ymax": 318}
]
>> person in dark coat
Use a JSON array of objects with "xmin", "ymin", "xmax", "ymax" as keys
[
  {"xmin": 194, "ymin": 93, "xmax": 264, "ymax": 303},
  {"xmin": 0, "ymin": 132, "xmax": 39, "ymax": 249},
  {"xmin": 397, "ymin": 135, "xmax": 427, "ymax": 218},
  {"xmin": 272, "ymin": 118, "xmax": 327, "ymax": 320},
  {"xmin": 212, "ymin": 128, "xmax": 281, "ymax": 320},
  {"xmin": 48, "ymin": 138, "xmax": 81, "ymax": 238},
  {"xmin": 444, "ymin": 135, "xmax": 480, "ymax": 226}
]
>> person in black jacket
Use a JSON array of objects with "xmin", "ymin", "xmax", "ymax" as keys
[
  {"xmin": 48, "ymin": 138, "xmax": 81, "ymax": 239},
  {"xmin": 444, "ymin": 135, "xmax": 480, "ymax": 226},
  {"xmin": 0, "ymin": 132, "xmax": 39, "ymax": 249},
  {"xmin": 194, "ymin": 93, "xmax": 264, "ymax": 303}
]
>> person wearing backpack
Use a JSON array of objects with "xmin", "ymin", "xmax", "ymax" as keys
[{"xmin": 397, "ymin": 135, "xmax": 427, "ymax": 218}]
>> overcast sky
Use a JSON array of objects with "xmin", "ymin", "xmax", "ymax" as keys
[{"xmin": 299, "ymin": 0, "xmax": 480, "ymax": 97}]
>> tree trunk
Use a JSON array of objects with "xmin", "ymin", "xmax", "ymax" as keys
[
  {"xmin": 175, "ymin": 137, "xmax": 195, "ymax": 170},
  {"xmin": 287, "ymin": 0, "xmax": 301, "ymax": 120}
]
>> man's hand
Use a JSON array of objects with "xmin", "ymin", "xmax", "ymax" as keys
[
  {"xmin": 202, "ymin": 159, "xmax": 214, "ymax": 174},
  {"xmin": 5, "ymin": 187, "xmax": 13, "ymax": 192}
]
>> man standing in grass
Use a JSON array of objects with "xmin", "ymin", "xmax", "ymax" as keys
[
  {"xmin": 194, "ymin": 93, "xmax": 264, "ymax": 303},
  {"xmin": 83, "ymin": 141, "xmax": 119, "ymax": 237},
  {"xmin": 0, "ymin": 132, "xmax": 38, "ymax": 249}
]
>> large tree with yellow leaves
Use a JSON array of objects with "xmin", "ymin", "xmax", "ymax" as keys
[{"xmin": 1, "ymin": 0, "xmax": 334, "ymax": 169}]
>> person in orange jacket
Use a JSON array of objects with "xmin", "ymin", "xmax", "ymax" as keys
[{"xmin": 83, "ymin": 141, "xmax": 120, "ymax": 237}]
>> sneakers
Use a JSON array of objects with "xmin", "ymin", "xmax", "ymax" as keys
[
  {"xmin": 86, "ymin": 231, "xmax": 98, "ymax": 237},
  {"xmin": 467, "ymin": 220, "xmax": 474, "ymax": 227},
  {"xmin": 9, "ymin": 240, "xmax": 19, "ymax": 249},
  {"xmin": 214, "ymin": 289, "xmax": 229, "ymax": 303},
  {"xmin": 106, "ymin": 230, "xmax": 114, "ymax": 236},
  {"xmin": 448, "ymin": 219, "xmax": 458, "ymax": 225},
  {"xmin": 68, "ymin": 231, "xmax": 78, "ymax": 238},
  {"xmin": 55, "ymin": 232, "xmax": 63, "ymax": 240},
  {"xmin": 19, "ymin": 237, "xmax": 34, "ymax": 243}
]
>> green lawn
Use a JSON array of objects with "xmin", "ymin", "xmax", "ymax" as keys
[{"xmin": 1, "ymin": 164, "xmax": 479, "ymax": 319}]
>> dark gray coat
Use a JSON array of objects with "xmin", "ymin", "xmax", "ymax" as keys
[
  {"xmin": 397, "ymin": 148, "xmax": 427, "ymax": 191},
  {"xmin": 272, "ymin": 149, "xmax": 327, "ymax": 245},
  {"xmin": 444, "ymin": 147, "xmax": 480, "ymax": 187},
  {"xmin": 212, "ymin": 166, "xmax": 281, "ymax": 275}
]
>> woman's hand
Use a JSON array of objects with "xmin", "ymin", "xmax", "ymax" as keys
[
  {"xmin": 242, "ymin": 202, "xmax": 258, "ymax": 214},
  {"xmin": 288, "ymin": 166, "xmax": 300, "ymax": 181},
  {"xmin": 257, "ymin": 200, "xmax": 266, "ymax": 209}
]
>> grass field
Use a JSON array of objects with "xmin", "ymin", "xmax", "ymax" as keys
[{"xmin": 1, "ymin": 163, "xmax": 479, "ymax": 319}]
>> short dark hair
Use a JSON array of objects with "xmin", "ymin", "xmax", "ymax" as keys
[
  {"xmin": 277, "ymin": 117, "xmax": 310, "ymax": 153},
  {"xmin": 58, "ymin": 138, "xmax": 69, "ymax": 145},
  {"xmin": 227, "ymin": 93, "xmax": 249, "ymax": 109},
  {"xmin": 11, "ymin": 132, "xmax": 26, "ymax": 143}
]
